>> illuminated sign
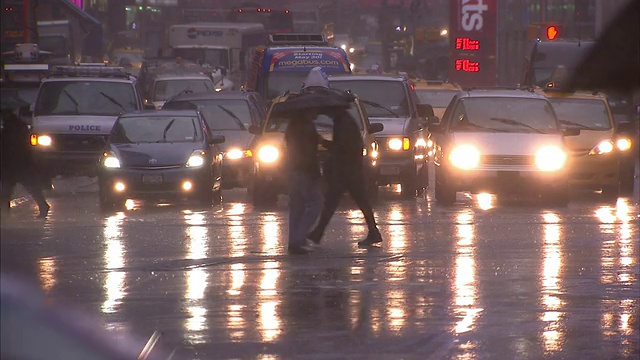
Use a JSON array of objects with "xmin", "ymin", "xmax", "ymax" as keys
[
  {"xmin": 546, "ymin": 25, "xmax": 559, "ymax": 40},
  {"xmin": 449, "ymin": 0, "xmax": 497, "ymax": 86},
  {"xmin": 455, "ymin": 59, "xmax": 480, "ymax": 72},
  {"xmin": 455, "ymin": 37, "xmax": 480, "ymax": 51},
  {"xmin": 269, "ymin": 50, "xmax": 349, "ymax": 72}
]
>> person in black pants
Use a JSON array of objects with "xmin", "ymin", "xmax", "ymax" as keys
[
  {"xmin": 0, "ymin": 109, "xmax": 50, "ymax": 218},
  {"xmin": 307, "ymin": 105, "xmax": 383, "ymax": 247}
]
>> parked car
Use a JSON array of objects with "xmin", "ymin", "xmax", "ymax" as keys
[
  {"xmin": 329, "ymin": 73, "xmax": 436, "ymax": 198},
  {"xmin": 248, "ymin": 92, "xmax": 383, "ymax": 206},
  {"xmin": 541, "ymin": 88, "xmax": 629, "ymax": 199},
  {"xmin": 428, "ymin": 88, "xmax": 579, "ymax": 206},
  {"xmin": 97, "ymin": 110, "xmax": 225, "ymax": 209},
  {"xmin": 163, "ymin": 90, "xmax": 268, "ymax": 190}
]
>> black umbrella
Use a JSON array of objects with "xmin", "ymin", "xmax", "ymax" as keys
[
  {"xmin": 271, "ymin": 87, "xmax": 355, "ymax": 116},
  {"xmin": 566, "ymin": 0, "xmax": 640, "ymax": 92}
]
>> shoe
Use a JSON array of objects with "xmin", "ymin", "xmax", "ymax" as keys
[
  {"xmin": 38, "ymin": 203, "xmax": 50, "ymax": 218},
  {"xmin": 287, "ymin": 245, "xmax": 311, "ymax": 255},
  {"xmin": 357, "ymin": 231, "xmax": 383, "ymax": 247},
  {"xmin": 307, "ymin": 229, "xmax": 323, "ymax": 244}
]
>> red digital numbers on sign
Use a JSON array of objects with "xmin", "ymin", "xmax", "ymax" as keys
[
  {"xmin": 455, "ymin": 59, "xmax": 480, "ymax": 72},
  {"xmin": 455, "ymin": 37, "xmax": 480, "ymax": 51}
]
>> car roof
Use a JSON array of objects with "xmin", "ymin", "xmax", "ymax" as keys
[
  {"xmin": 328, "ymin": 74, "xmax": 407, "ymax": 82},
  {"xmin": 537, "ymin": 89, "xmax": 608, "ymax": 101},
  {"xmin": 413, "ymin": 80, "xmax": 462, "ymax": 91},
  {"xmin": 167, "ymin": 91, "xmax": 256, "ymax": 102},
  {"xmin": 458, "ymin": 88, "xmax": 547, "ymax": 99},
  {"xmin": 153, "ymin": 72, "xmax": 211, "ymax": 80},
  {"xmin": 119, "ymin": 110, "xmax": 200, "ymax": 118}
]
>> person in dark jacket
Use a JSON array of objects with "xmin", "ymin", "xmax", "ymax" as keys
[
  {"xmin": 284, "ymin": 108, "xmax": 323, "ymax": 254},
  {"xmin": 0, "ymin": 109, "xmax": 50, "ymax": 218},
  {"xmin": 307, "ymin": 105, "xmax": 383, "ymax": 247}
]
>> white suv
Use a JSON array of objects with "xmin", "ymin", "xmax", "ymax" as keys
[{"xmin": 30, "ymin": 65, "xmax": 144, "ymax": 179}]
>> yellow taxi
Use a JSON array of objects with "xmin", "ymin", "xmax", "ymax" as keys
[
  {"xmin": 412, "ymin": 80, "xmax": 462, "ymax": 119},
  {"xmin": 539, "ymin": 87, "xmax": 633, "ymax": 199}
]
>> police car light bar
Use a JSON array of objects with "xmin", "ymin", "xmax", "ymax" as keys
[
  {"xmin": 50, "ymin": 66, "xmax": 130, "ymax": 78},
  {"xmin": 268, "ymin": 33, "xmax": 328, "ymax": 46},
  {"xmin": 3, "ymin": 64, "xmax": 50, "ymax": 71}
]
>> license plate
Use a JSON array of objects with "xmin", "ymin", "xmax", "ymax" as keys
[
  {"xmin": 142, "ymin": 174, "xmax": 163, "ymax": 184},
  {"xmin": 498, "ymin": 171, "xmax": 520, "ymax": 180},
  {"xmin": 380, "ymin": 166, "xmax": 400, "ymax": 175}
]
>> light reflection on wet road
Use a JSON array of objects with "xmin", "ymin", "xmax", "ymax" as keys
[{"xmin": 1, "ymin": 182, "xmax": 639, "ymax": 359}]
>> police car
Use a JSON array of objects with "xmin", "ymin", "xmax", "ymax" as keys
[{"xmin": 30, "ymin": 65, "xmax": 146, "ymax": 179}]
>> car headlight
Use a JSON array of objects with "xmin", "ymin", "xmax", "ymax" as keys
[
  {"xmin": 349, "ymin": 47, "xmax": 355, "ymax": 53},
  {"xmin": 536, "ymin": 146, "xmax": 566, "ymax": 171},
  {"xmin": 589, "ymin": 140, "xmax": 615, "ymax": 155},
  {"xmin": 257, "ymin": 145, "xmax": 279, "ymax": 163},
  {"xmin": 30, "ymin": 134, "xmax": 52, "ymax": 146},
  {"xmin": 103, "ymin": 152, "xmax": 121, "ymax": 168},
  {"xmin": 186, "ymin": 151, "xmax": 206, "ymax": 167},
  {"xmin": 388, "ymin": 137, "xmax": 410, "ymax": 151},
  {"xmin": 449, "ymin": 145, "xmax": 480, "ymax": 169},
  {"xmin": 225, "ymin": 148, "xmax": 252, "ymax": 160},
  {"xmin": 616, "ymin": 138, "xmax": 632, "ymax": 152}
]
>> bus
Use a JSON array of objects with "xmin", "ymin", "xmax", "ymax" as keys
[{"xmin": 244, "ymin": 34, "xmax": 352, "ymax": 100}]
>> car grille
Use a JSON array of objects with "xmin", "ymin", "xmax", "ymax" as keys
[
  {"xmin": 127, "ymin": 165, "xmax": 182, "ymax": 170},
  {"xmin": 54, "ymin": 134, "xmax": 107, "ymax": 152},
  {"xmin": 482, "ymin": 155, "xmax": 533, "ymax": 166}
]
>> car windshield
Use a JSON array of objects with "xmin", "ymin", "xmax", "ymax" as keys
[
  {"xmin": 172, "ymin": 48, "xmax": 229, "ymax": 68},
  {"xmin": 548, "ymin": 98, "xmax": 612, "ymax": 130},
  {"xmin": 266, "ymin": 71, "xmax": 343, "ymax": 100},
  {"xmin": 34, "ymin": 81, "xmax": 138, "ymax": 116},
  {"xmin": 450, "ymin": 97, "xmax": 559, "ymax": 134},
  {"xmin": 164, "ymin": 99, "xmax": 252, "ymax": 130},
  {"xmin": 110, "ymin": 116, "xmax": 201, "ymax": 143},
  {"xmin": 153, "ymin": 79, "xmax": 213, "ymax": 102},
  {"xmin": 330, "ymin": 80, "xmax": 410, "ymax": 117},
  {"xmin": 416, "ymin": 90, "xmax": 459, "ymax": 107},
  {"xmin": 265, "ymin": 103, "xmax": 363, "ymax": 133}
]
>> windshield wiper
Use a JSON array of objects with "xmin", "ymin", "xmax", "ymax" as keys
[
  {"xmin": 100, "ymin": 92, "xmax": 125, "ymax": 113},
  {"xmin": 217, "ymin": 105, "xmax": 246, "ymax": 130},
  {"xmin": 490, "ymin": 117, "xmax": 545, "ymax": 134},
  {"xmin": 159, "ymin": 119, "xmax": 176, "ymax": 142},
  {"xmin": 559, "ymin": 119, "xmax": 594, "ymax": 130},
  {"xmin": 63, "ymin": 90, "xmax": 79, "ymax": 114},
  {"xmin": 360, "ymin": 99, "xmax": 399, "ymax": 118}
]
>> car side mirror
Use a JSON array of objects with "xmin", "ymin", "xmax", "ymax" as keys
[
  {"xmin": 209, "ymin": 134, "xmax": 225, "ymax": 144},
  {"xmin": 143, "ymin": 99, "xmax": 155, "ymax": 110},
  {"xmin": 417, "ymin": 104, "xmax": 435, "ymax": 118},
  {"xmin": 562, "ymin": 128, "xmax": 581, "ymax": 136},
  {"xmin": 369, "ymin": 122, "xmax": 384, "ymax": 134},
  {"xmin": 428, "ymin": 123, "xmax": 442, "ymax": 133},
  {"xmin": 248, "ymin": 124, "xmax": 263, "ymax": 135}
]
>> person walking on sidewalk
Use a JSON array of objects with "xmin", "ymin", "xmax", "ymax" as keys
[
  {"xmin": 0, "ymin": 108, "xmax": 50, "ymax": 218},
  {"xmin": 307, "ymin": 104, "xmax": 383, "ymax": 247}
]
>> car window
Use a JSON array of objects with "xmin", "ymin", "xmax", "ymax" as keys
[
  {"xmin": 548, "ymin": 98, "xmax": 612, "ymax": 130},
  {"xmin": 330, "ymin": 80, "xmax": 410, "ymax": 117},
  {"xmin": 450, "ymin": 97, "xmax": 559, "ymax": 134},
  {"xmin": 153, "ymin": 79, "xmax": 213, "ymax": 102},
  {"xmin": 265, "ymin": 103, "xmax": 363, "ymax": 132},
  {"xmin": 165, "ymin": 99, "xmax": 252, "ymax": 130},
  {"xmin": 34, "ymin": 81, "xmax": 138, "ymax": 116},
  {"xmin": 111, "ymin": 116, "xmax": 201, "ymax": 143}
]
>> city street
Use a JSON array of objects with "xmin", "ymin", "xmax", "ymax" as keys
[{"xmin": 1, "ymin": 171, "xmax": 639, "ymax": 359}]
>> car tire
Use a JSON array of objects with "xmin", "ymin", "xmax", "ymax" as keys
[
  {"xmin": 619, "ymin": 170, "xmax": 635, "ymax": 195},
  {"xmin": 366, "ymin": 178, "xmax": 379, "ymax": 201},
  {"xmin": 435, "ymin": 167, "xmax": 456, "ymax": 206},
  {"xmin": 542, "ymin": 185, "xmax": 569, "ymax": 207},
  {"xmin": 401, "ymin": 170, "xmax": 418, "ymax": 199},
  {"xmin": 198, "ymin": 187, "xmax": 214, "ymax": 206},
  {"xmin": 99, "ymin": 188, "xmax": 122, "ymax": 211},
  {"xmin": 213, "ymin": 189, "xmax": 222, "ymax": 205},
  {"xmin": 601, "ymin": 184, "xmax": 620, "ymax": 201}
]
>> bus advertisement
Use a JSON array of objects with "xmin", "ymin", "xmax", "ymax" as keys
[{"xmin": 246, "ymin": 45, "xmax": 351, "ymax": 99}]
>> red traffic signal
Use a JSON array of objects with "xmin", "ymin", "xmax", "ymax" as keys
[{"xmin": 546, "ymin": 25, "xmax": 559, "ymax": 40}]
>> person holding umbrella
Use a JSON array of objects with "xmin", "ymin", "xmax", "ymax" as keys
[{"xmin": 1, "ymin": 99, "xmax": 50, "ymax": 218}]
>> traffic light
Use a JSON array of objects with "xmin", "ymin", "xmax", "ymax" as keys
[{"xmin": 527, "ymin": 23, "xmax": 562, "ymax": 41}]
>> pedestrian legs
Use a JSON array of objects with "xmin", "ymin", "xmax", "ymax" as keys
[
  {"xmin": 288, "ymin": 172, "xmax": 322, "ymax": 252},
  {"xmin": 307, "ymin": 177, "xmax": 345, "ymax": 243}
]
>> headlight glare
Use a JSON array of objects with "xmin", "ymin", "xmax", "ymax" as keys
[
  {"xmin": 186, "ymin": 154, "xmax": 205, "ymax": 167},
  {"xmin": 257, "ymin": 145, "xmax": 279, "ymax": 163},
  {"xmin": 449, "ymin": 145, "xmax": 480, "ymax": 169},
  {"xmin": 616, "ymin": 138, "xmax": 632, "ymax": 151},
  {"xmin": 103, "ymin": 156, "xmax": 120, "ymax": 168},
  {"xmin": 589, "ymin": 140, "xmax": 614, "ymax": 155},
  {"xmin": 225, "ymin": 148, "xmax": 244, "ymax": 160},
  {"xmin": 388, "ymin": 138, "xmax": 403, "ymax": 151},
  {"xmin": 536, "ymin": 146, "xmax": 566, "ymax": 171},
  {"xmin": 32, "ymin": 134, "xmax": 52, "ymax": 146}
]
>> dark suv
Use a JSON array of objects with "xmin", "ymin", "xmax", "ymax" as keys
[
  {"xmin": 163, "ymin": 90, "xmax": 268, "ymax": 190},
  {"xmin": 329, "ymin": 74, "xmax": 436, "ymax": 198}
]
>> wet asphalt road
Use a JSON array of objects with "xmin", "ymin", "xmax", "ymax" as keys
[{"xmin": 1, "ymin": 171, "xmax": 639, "ymax": 360}]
